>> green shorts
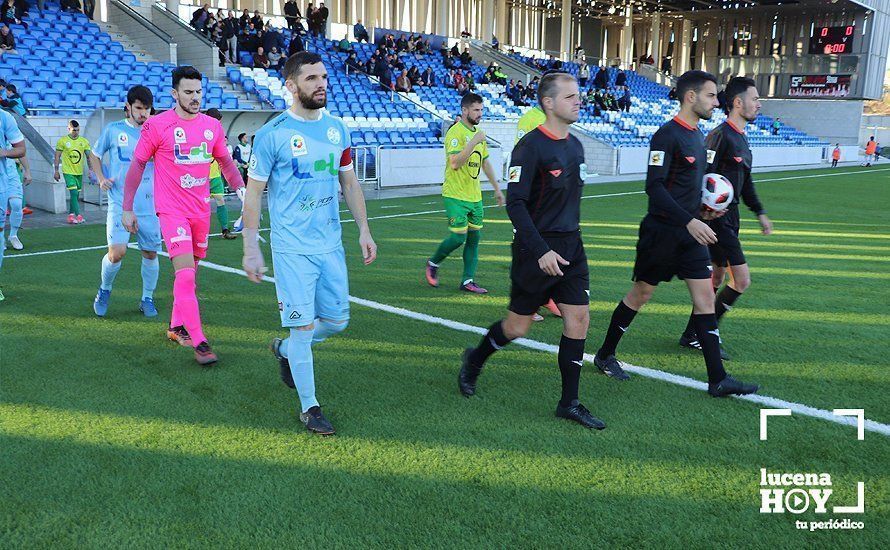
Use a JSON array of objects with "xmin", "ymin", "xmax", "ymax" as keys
[
  {"xmin": 209, "ymin": 176, "xmax": 225, "ymax": 196},
  {"xmin": 63, "ymin": 173, "xmax": 83, "ymax": 191},
  {"xmin": 443, "ymin": 196, "xmax": 483, "ymax": 232}
]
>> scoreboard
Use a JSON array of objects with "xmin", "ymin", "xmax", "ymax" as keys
[{"xmin": 809, "ymin": 25, "xmax": 855, "ymax": 55}]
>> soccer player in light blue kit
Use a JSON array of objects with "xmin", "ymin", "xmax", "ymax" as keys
[
  {"xmin": 0, "ymin": 108, "xmax": 26, "ymax": 302},
  {"xmin": 88, "ymin": 86, "xmax": 162, "ymax": 317},
  {"xmin": 3, "ymin": 145, "xmax": 31, "ymax": 251},
  {"xmin": 242, "ymin": 52, "xmax": 378, "ymax": 435}
]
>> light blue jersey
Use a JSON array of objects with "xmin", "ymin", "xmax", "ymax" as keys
[
  {"xmin": 248, "ymin": 110, "xmax": 353, "ymax": 255},
  {"xmin": 93, "ymin": 119, "xmax": 156, "ymax": 217},
  {"xmin": 0, "ymin": 110, "xmax": 24, "ymax": 185}
]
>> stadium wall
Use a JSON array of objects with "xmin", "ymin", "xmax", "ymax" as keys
[
  {"xmin": 759, "ymin": 99, "xmax": 864, "ymax": 146},
  {"xmin": 616, "ymin": 146, "xmax": 825, "ymax": 175},
  {"xmin": 377, "ymin": 146, "xmax": 504, "ymax": 188},
  {"xmin": 861, "ymin": 114, "xmax": 890, "ymax": 146}
]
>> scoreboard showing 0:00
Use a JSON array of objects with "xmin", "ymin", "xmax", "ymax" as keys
[{"xmin": 809, "ymin": 25, "xmax": 854, "ymax": 54}]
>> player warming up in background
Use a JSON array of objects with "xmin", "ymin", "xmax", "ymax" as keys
[
  {"xmin": 242, "ymin": 52, "xmax": 377, "ymax": 436},
  {"xmin": 678, "ymin": 77, "xmax": 773, "ymax": 358},
  {"xmin": 425, "ymin": 92, "xmax": 504, "ymax": 294},
  {"xmin": 458, "ymin": 72, "xmax": 606, "ymax": 430},
  {"xmin": 592, "ymin": 70, "xmax": 759, "ymax": 398},
  {"xmin": 54, "ymin": 120, "xmax": 91, "ymax": 224},
  {"xmin": 89, "ymin": 85, "xmax": 162, "ymax": 318},
  {"xmin": 123, "ymin": 66, "xmax": 244, "ymax": 365},
  {"xmin": 0, "ymin": 108, "xmax": 26, "ymax": 302}
]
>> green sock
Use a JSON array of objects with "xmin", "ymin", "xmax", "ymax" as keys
[
  {"xmin": 462, "ymin": 230, "xmax": 480, "ymax": 282},
  {"xmin": 430, "ymin": 232, "xmax": 466, "ymax": 265},
  {"xmin": 69, "ymin": 189, "xmax": 80, "ymax": 216},
  {"xmin": 216, "ymin": 203, "xmax": 230, "ymax": 230}
]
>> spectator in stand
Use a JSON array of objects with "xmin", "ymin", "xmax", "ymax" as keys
[
  {"xmin": 0, "ymin": 83, "xmax": 26, "ymax": 116},
  {"xmin": 0, "ymin": 24, "xmax": 14, "ymax": 55},
  {"xmin": 251, "ymin": 10, "xmax": 264, "ymax": 31},
  {"xmin": 480, "ymin": 67, "xmax": 493, "ymax": 84},
  {"xmin": 338, "ymin": 34, "xmax": 353, "ymax": 53},
  {"xmin": 452, "ymin": 69, "xmax": 466, "ymax": 91},
  {"xmin": 284, "ymin": 0, "xmax": 301, "ymax": 32},
  {"xmin": 222, "ymin": 11, "xmax": 238, "ymax": 63},
  {"xmin": 615, "ymin": 69, "xmax": 627, "ymax": 87},
  {"xmin": 460, "ymin": 28, "xmax": 471, "ymax": 39},
  {"xmin": 574, "ymin": 44, "xmax": 585, "ymax": 63},
  {"xmin": 60, "ymin": 0, "xmax": 80, "ymax": 13},
  {"xmin": 772, "ymin": 117, "xmax": 782, "ymax": 135},
  {"xmin": 618, "ymin": 86, "xmax": 632, "ymax": 112},
  {"xmin": 420, "ymin": 67, "xmax": 435, "ymax": 87},
  {"xmin": 379, "ymin": 63, "xmax": 394, "ymax": 92},
  {"xmin": 593, "ymin": 66, "xmax": 608, "ymax": 89},
  {"xmin": 450, "ymin": 43, "xmax": 460, "ymax": 57},
  {"xmin": 344, "ymin": 51, "xmax": 363, "ymax": 73},
  {"xmin": 646, "ymin": 54, "xmax": 655, "ymax": 64},
  {"xmin": 317, "ymin": 2, "xmax": 329, "ymax": 38},
  {"xmin": 422, "ymin": 38, "xmax": 432, "ymax": 55},
  {"xmin": 239, "ymin": 27, "xmax": 258, "ymax": 54},
  {"xmin": 493, "ymin": 65, "xmax": 507, "ymax": 85},
  {"xmin": 390, "ymin": 54, "xmax": 404, "ymax": 72},
  {"xmin": 578, "ymin": 61, "xmax": 590, "ymax": 87},
  {"xmin": 205, "ymin": 14, "xmax": 219, "ymax": 40},
  {"xmin": 353, "ymin": 18, "xmax": 369, "ymax": 43},
  {"xmin": 407, "ymin": 66, "xmax": 421, "ymax": 86},
  {"xmin": 396, "ymin": 71, "xmax": 412, "ymax": 93},
  {"xmin": 465, "ymin": 71, "xmax": 476, "ymax": 91},
  {"xmin": 460, "ymin": 46, "xmax": 472, "ymax": 66},
  {"xmin": 191, "ymin": 4, "xmax": 210, "ymax": 32},
  {"xmin": 548, "ymin": 55, "xmax": 562, "ymax": 70},
  {"xmin": 288, "ymin": 29, "xmax": 304, "ymax": 56},
  {"xmin": 668, "ymin": 86, "xmax": 677, "ymax": 100},
  {"xmin": 396, "ymin": 34, "xmax": 409, "ymax": 52},
  {"xmin": 267, "ymin": 46, "xmax": 284, "ymax": 70},
  {"xmin": 660, "ymin": 55, "xmax": 671, "ymax": 75},
  {"xmin": 253, "ymin": 46, "xmax": 270, "ymax": 69},
  {"xmin": 513, "ymin": 82, "xmax": 528, "ymax": 106},
  {"xmin": 505, "ymin": 79, "xmax": 515, "ymax": 97},
  {"xmin": 238, "ymin": 8, "xmax": 250, "ymax": 30},
  {"xmin": 384, "ymin": 33, "xmax": 396, "ymax": 50},
  {"xmin": 492, "ymin": 35, "xmax": 499, "ymax": 50}
]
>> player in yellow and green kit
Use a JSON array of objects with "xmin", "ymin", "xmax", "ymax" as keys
[
  {"xmin": 426, "ymin": 93, "xmax": 504, "ymax": 294},
  {"xmin": 54, "ymin": 120, "xmax": 91, "ymax": 224},
  {"xmin": 515, "ymin": 103, "xmax": 562, "ymax": 320},
  {"xmin": 205, "ymin": 109, "xmax": 237, "ymax": 239}
]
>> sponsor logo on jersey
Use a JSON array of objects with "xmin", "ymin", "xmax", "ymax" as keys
[
  {"xmin": 174, "ymin": 127, "xmax": 186, "ymax": 143},
  {"xmin": 291, "ymin": 134, "xmax": 308, "ymax": 157},
  {"xmin": 179, "ymin": 174, "xmax": 208, "ymax": 189},
  {"xmin": 706, "ymin": 149, "xmax": 716, "ymax": 164},
  {"xmin": 118, "ymin": 133, "xmax": 129, "ymax": 147},
  {"xmin": 298, "ymin": 194, "xmax": 335, "ymax": 212},
  {"xmin": 173, "ymin": 142, "xmax": 213, "ymax": 165},
  {"xmin": 508, "ymin": 166, "xmax": 522, "ymax": 182},
  {"xmin": 648, "ymin": 150, "xmax": 664, "ymax": 166},
  {"xmin": 327, "ymin": 126, "xmax": 341, "ymax": 145}
]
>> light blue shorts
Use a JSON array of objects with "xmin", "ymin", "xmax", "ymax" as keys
[
  {"xmin": 106, "ymin": 204, "xmax": 162, "ymax": 252},
  {"xmin": 272, "ymin": 246, "xmax": 350, "ymax": 328},
  {"xmin": 4, "ymin": 172, "xmax": 22, "ymax": 201}
]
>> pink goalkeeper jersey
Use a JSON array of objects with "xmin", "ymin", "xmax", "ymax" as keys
[{"xmin": 133, "ymin": 109, "xmax": 228, "ymax": 218}]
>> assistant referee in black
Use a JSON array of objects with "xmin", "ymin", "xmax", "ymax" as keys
[{"xmin": 457, "ymin": 72, "xmax": 605, "ymax": 430}]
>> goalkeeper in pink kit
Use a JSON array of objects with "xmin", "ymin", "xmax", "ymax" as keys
[{"xmin": 122, "ymin": 66, "xmax": 244, "ymax": 365}]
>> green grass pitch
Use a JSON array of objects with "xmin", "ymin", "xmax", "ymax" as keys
[{"xmin": 1, "ymin": 166, "xmax": 888, "ymax": 547}]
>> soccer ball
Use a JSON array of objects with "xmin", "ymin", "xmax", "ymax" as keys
[{"xmin": 701, "ymin": 173, "xmax": 734, "ymax": 212}]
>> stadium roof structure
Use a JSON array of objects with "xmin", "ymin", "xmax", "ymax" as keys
[{"xmin": 570, "ymin": 0, "xmax": 872, "ymax": 19}]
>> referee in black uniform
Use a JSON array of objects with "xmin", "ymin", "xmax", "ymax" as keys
[
  {"xmin": 457, "ymin": 72, "xmax": 606, "ymax": 430},
  {"xmin": 679, "ymin": 77, "xmax": 773, "ymax": 359},
  {"xmin": 592, "ymin": 70, "xmax": 759, "ymax": 398}
]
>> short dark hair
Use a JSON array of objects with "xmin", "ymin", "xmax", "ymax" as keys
[
  {"xmin": 172, "ymin": 66, "xmax": 203, "ymax": 90},
  {"xmin": 69, "ymin": 120, "xmax": 80, "ymax": 128},
  {"xmin": 723, "ymin": 77, "xmax": 756, "ymax": 114},
  {"xmin": 5, "ymin": 84, "xmax": 15, "ymax": 94},
  {"xmin": 538, "ymin": 71, "xmax": 575, "ymax": 109},
  {"xmin": 675, "ymin": 70, "xmax": 717, "ymax": 104},
  {"xmin": 461, "ymin": 92, "xmax": 483, "ymax": 108},
  {"xmin": 205, "ymin": 108, "xmax": 222, "ymax": 120},
  {"xmin": 283, "ymin": 51, "xmax": 324, "ymax": 81},
  {"xmin": 126, "ymin": 85, "xmax": 154, "ymax": 108},
  {"xmin": 238, "ymin": 132, "xmax": 247, "ymax": 140}
]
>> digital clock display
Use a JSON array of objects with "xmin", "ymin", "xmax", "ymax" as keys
[{"xmin": 809, "ymin": 25, "xmax": 854, "ymax": 55}]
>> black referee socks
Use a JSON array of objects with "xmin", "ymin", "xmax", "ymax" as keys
[
  {"xmin": 469, "ymin": 321, "xmax": 512, "ymax": 367},
  {"xmin": 715, "ymin": 286, "xmax": 743, "ymax": 322},
  {"xmin": 558, "ymin": 335, "xmax": 585, "ymax": 407},
  {"xmin": 597, "ymin": 300, "xmax": 638, "ymax": 359},
  {"xmin": 692, "ymin": 313, "xmax": 727, "ymax": 384}
]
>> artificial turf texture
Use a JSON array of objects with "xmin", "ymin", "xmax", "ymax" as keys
[{"xmin": 1, "ymin": 166, "xmax": 888, "ymax": 547}]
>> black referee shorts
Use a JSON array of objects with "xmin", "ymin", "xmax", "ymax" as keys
[
  {"xmin": 707, "ymin": 207, "xmax": 746, "ymax": 267},
  {"xmin": 632, "ymin": 214, "xmax": 713, "ymax": 285},
  {"xmin": 509, "ymin": 232, "xmax": 590, "ymax": 316}
]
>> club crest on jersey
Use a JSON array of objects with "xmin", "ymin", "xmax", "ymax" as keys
[
  {"xmin": 174, "ymin": 142, "xmax": 213, "ymax": 165},
  {"xmin": 450, "ymin": 137, "xmax": 459, "ymax": 148},
  {"xmin": 117, "ymin": 133, "xmax": 129, "ymax": 146},
  {"xmin": 65, "ymin": 141, "xmax": 72, "ymax": 148},
  {"xmin": 327, "ymin": 127, "xmax": 341, "ymax": 145},
  {"xmin": 174, "ymin": 127, "xmax": 186, "ymax": 144},
  {"xmin": 648, "ymin": 150, "xmax": 664, "ymax": 166},
  {"xmin": 707, "ymin": 149, "xmax": 716, "ymax": 164},
  {"xmin": 291, "ymin": 135, "xmax": 308, "ymax": 157},
  {"xmin": 204, "ymin": 129, "xmax": 214, "ymax": 141},
  {"xmin": 508, "ymin": 166, "xmax": 522, "ymax": 182}
]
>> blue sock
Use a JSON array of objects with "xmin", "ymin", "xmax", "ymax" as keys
[
  {"xmin": 284, "ymin": 328, "xmax": 318, "ymax": 413},
  {"xmin": 141, "ymin": 257, "xmax": 159, "ymax": 299},
  {"xmin": 8, "ymin": 198, "xmax": 22, "ymax": 238},
  {"xmin": 312, "ymin": 318, "xmax": 348, "ymax": 345},
  {"xmin": 100, "ymin": 254, "xmax": 122, "ymax": 291}
]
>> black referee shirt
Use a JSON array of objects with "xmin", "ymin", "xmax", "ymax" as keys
[
  {"xmin": 705, "ymin": 120, "xmax": 766, "ymax": 215},
  {"xmin": 645, "ymin": 117, "xmax": 707, "ymax": 226},
  {"xmin": 506, "ymin": 126, "xmax": 586, "ymax": 259}
]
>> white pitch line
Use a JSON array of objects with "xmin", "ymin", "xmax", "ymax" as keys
[{"xmin": 175, "ymin": 256, "xmax": 890, "ymax": 438}]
